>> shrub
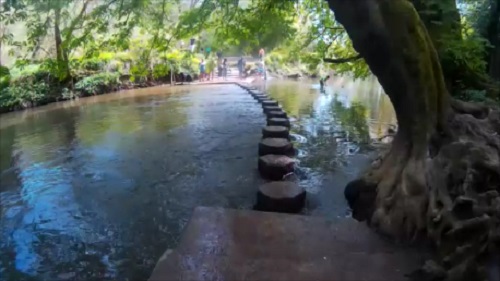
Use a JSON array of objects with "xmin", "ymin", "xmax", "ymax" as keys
[
  {"xmin": 152, "ymin": 63, "xmax": 170, "ymax": 79},
  {"xmin": 74, "ymin": 72, "xmax": 120, "ymax": 96},
  {"xmin": 0, "ymin": 65, "xmax": 10, "ymax": 89},
  {"xmin": 130, "ymin": 62, "xmax": 149, "ymax": 82},
  {"xmin": 79, "ymin": 58, "xmax": 105, "ymax": 71},
  {"xmin": 0, "ymin": 81, "xmax": 50, "ymax": 111}
]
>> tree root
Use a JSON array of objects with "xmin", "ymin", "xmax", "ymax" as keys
[{"xmin": 345, "ymin": 103, "xmax": 500, "ymax": 281}]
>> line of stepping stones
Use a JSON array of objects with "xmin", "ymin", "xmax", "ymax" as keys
[{"xmin": 236, "ymin": 84, "xmax": 306, "ymax": 214}]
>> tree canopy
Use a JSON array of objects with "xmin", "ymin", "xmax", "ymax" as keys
[{"xmin": 1, "ymin": 0, "xmax": 498, "ymax": 89}]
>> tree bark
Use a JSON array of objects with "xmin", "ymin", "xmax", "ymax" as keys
[
  {"xmin": 325, "ymin": 0, "xmax": 449, "ymax": 239},
  {"xmin": 326, "ymin": 0, "xmax": 500, "ymax": 279},
  {"xmin": 487, "ymin": 0, "xmax": 500, "ymax": 80},
  {"xmin": 54, "ymin": 6, "xmax": 70, "ymax": 80}
]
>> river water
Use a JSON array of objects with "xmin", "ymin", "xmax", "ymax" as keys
[{"xmin": 0, "ymin": 78, "xmax": 395, "ymax": 280}]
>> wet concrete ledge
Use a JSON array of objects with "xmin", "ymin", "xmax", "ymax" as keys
[{"xmin": 149, "ymin": 207, "xmax": 426, "ymax": 281}]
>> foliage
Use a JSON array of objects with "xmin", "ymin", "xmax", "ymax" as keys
[
  {"xmin": 1, "ymin": 0, "xmax": 498, "ymax": 113},
  {"xmin": 74, "ymin": 72, "xmax": 120, "ymax": 96},
  {"xmin": 8, "ymin": 62, "xmax": 41, "ymax": 79},
  {"xmin": 457, "ymin": 89, "xmax": 488, "ymax": 102},
  {"xmin": 72, "ymin": 58, "xmax": 105, "ymax": 72},
  {"xmin": 0, "ymin": 80, "xmax": 50, "ymax": 111},
  {"xmin": 0, "ymin": 65, "xmax": 10, "ymax": 88},
  {"xmin": 332, "ymin": 98, "xmax": 370, "ymax": 144},
  {"xmin": 152, "ymin": 63, "xmax": 170, "ymax": 79}
]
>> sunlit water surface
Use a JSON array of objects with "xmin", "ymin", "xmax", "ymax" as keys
[{"xmin": 0, "ymin": 78, "xmax": 395, "ymax": 280}]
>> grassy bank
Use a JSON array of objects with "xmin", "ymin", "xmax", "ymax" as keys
[{"xmin": 0, "ymin": 50, "xmax": 208, "ymax": 113}]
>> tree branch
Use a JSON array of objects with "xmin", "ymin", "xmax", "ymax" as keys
[
  {"xmin": 324, "ymin": 26, "xmax": 344, "ymax": 31},
  {"xmin": 323, "ymin": 54, "xmax": 362, "ymax": 63},
  {"xmin": 63, "ymin": 0, "xmax": 92, "ymax": 44}
]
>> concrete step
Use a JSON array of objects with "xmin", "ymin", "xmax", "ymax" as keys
[
  {"xmin": 150, "ymin": 207, "xmax": 429, "ymax": 281},
  {"xmin": 151, "ymin": 250, "xmax": 419, "ymax": 281}
]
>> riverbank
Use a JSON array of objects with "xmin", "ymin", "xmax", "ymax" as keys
[{"xmin": 0, "ymin": 70, "xmax": 256, "ymax": 114}]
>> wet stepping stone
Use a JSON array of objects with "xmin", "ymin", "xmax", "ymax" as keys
[
  {"xmin": 267, "ymin": 117, "xmax": 290, "ymax": 127},
  {"xmin": 262, "ymin": 126, "xmax": 289, "ymax": 139},
  {"xmin": 258, "ymin": 138, "xmax": 294, "ymax": 156},
  {"xmin": 255, "ymin": 96, "xmax": 269, "ymax": 102},
  {"xmin": 267, "ymin": 110, "xmax": 287, "ymax": 119},
  {"xmin": 253, "ymin": 94, "xmax": 267, "ymax": 100},
  {"xmin": 263, "ymin": 106, "xmax": 282, "ymax": 114},
  {"xmin": 255, "ymin": 181, "xmax": 306, "ymax": 213},
  {"xmin": 258, "ymin": 154, "xmax": 295, "ymax": 180},
  {"xmin": 262, "ymin": 100, "xmax": 279, "ymax": 107}
]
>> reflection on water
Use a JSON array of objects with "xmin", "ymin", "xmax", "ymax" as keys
[
  {"xmin": 260, "ymin": 77, "xmax": 396, "ymax": 216},
  {"xmin": 0, "ymin": 85, "xmax": 265, "ymax": 280},
  {"xmin": 0, "ymin": 78, "xmax": 396, "ymax": 280},
  {"xmin": 264, "ymin": 77, "xmax": 395, "ymax": 170}
]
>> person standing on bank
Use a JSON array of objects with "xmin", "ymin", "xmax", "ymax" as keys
[
  {"xmin": 199, "ymin": 59, "xmax": 206, "ymax": 82},
  {"xmin": 259, "ymin": 48, "xmax": 265, "ymax": 61},
  {"xmin": 222, "ymin": 58, "xmax": 228, "ymax": 80},
  {"xmin": 242, "ymin": 57, "xmax": 246, "ymax": 77},
  {"xmin": 237, "ymin": 57, "xmax": 243, "ymax": 78}
]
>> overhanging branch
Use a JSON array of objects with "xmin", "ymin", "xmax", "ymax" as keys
[{"xmin": 323, "ymin": 54, "xmax": 362, "ymax": 63}]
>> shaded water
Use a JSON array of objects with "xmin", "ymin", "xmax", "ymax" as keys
[{"xmin": 0, "ymin": 78, "xmax": 396, "ymax": 280}]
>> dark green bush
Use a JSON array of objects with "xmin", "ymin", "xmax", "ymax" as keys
[
  {"xmin": 152, "ymin": 63, "xmax": 170, "ymax": 79},
  {"xmin": 74, "ymin": 72, "xmax": 121, "ymax": 96},
  {"xmin": 0, "ymin": 65, "xmax": 10, "ymax": 89},
  {"xmin": 0, "ymin": 81, "xmax": 50, "ymax": 111}
]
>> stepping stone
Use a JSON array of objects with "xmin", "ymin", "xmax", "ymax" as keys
[
  {"xmin": 258, "ymin": 138, "xmax": 294, "ymax": 156},
  {"xmin": 267, "ymin": 117, "xmax": 290, "ymax": 127},
  {"xmin": 263, "ymin": 106, "xmax": 282, "ymax": 114},
  {"xmin": 262, "ymin": 126, "xmax": 289, "ymax": 139},
  {"xmin": 255, "ymin": 181, "xmax": 306, "ymax": 213},
  {"xmin": 267, "ymin": 110, "xmax": 287, "ymax": 119},
  {"xmin": 258, "ymin": 155, "xmax": 295, "ymax": 180},
  {"xmin": 253, "ymin": 94, "xmax": 267, "ymax": 100},
  {"xmin": 262, "ymin": 100, "xmax": 279, "ymax": 107}
]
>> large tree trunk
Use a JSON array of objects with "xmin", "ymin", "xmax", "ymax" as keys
[
  {"xmin": 326, "ymin": 0, "xmax": 500, "ymax": 280},
  {"xmin": 54, "ymin": 7, "xmax": 70, "ymax": 81},
  {"xmin": 326, "ymin": 0, "xmax": 450, "ymax": 237},
  {"xmin": 487, "ymin": 0, "xmax": 500, "ymax": 80}
]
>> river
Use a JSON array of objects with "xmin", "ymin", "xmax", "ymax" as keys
[{"xmin": 0, "ymin": 77, "xmax": 395, "ymax": 280}]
